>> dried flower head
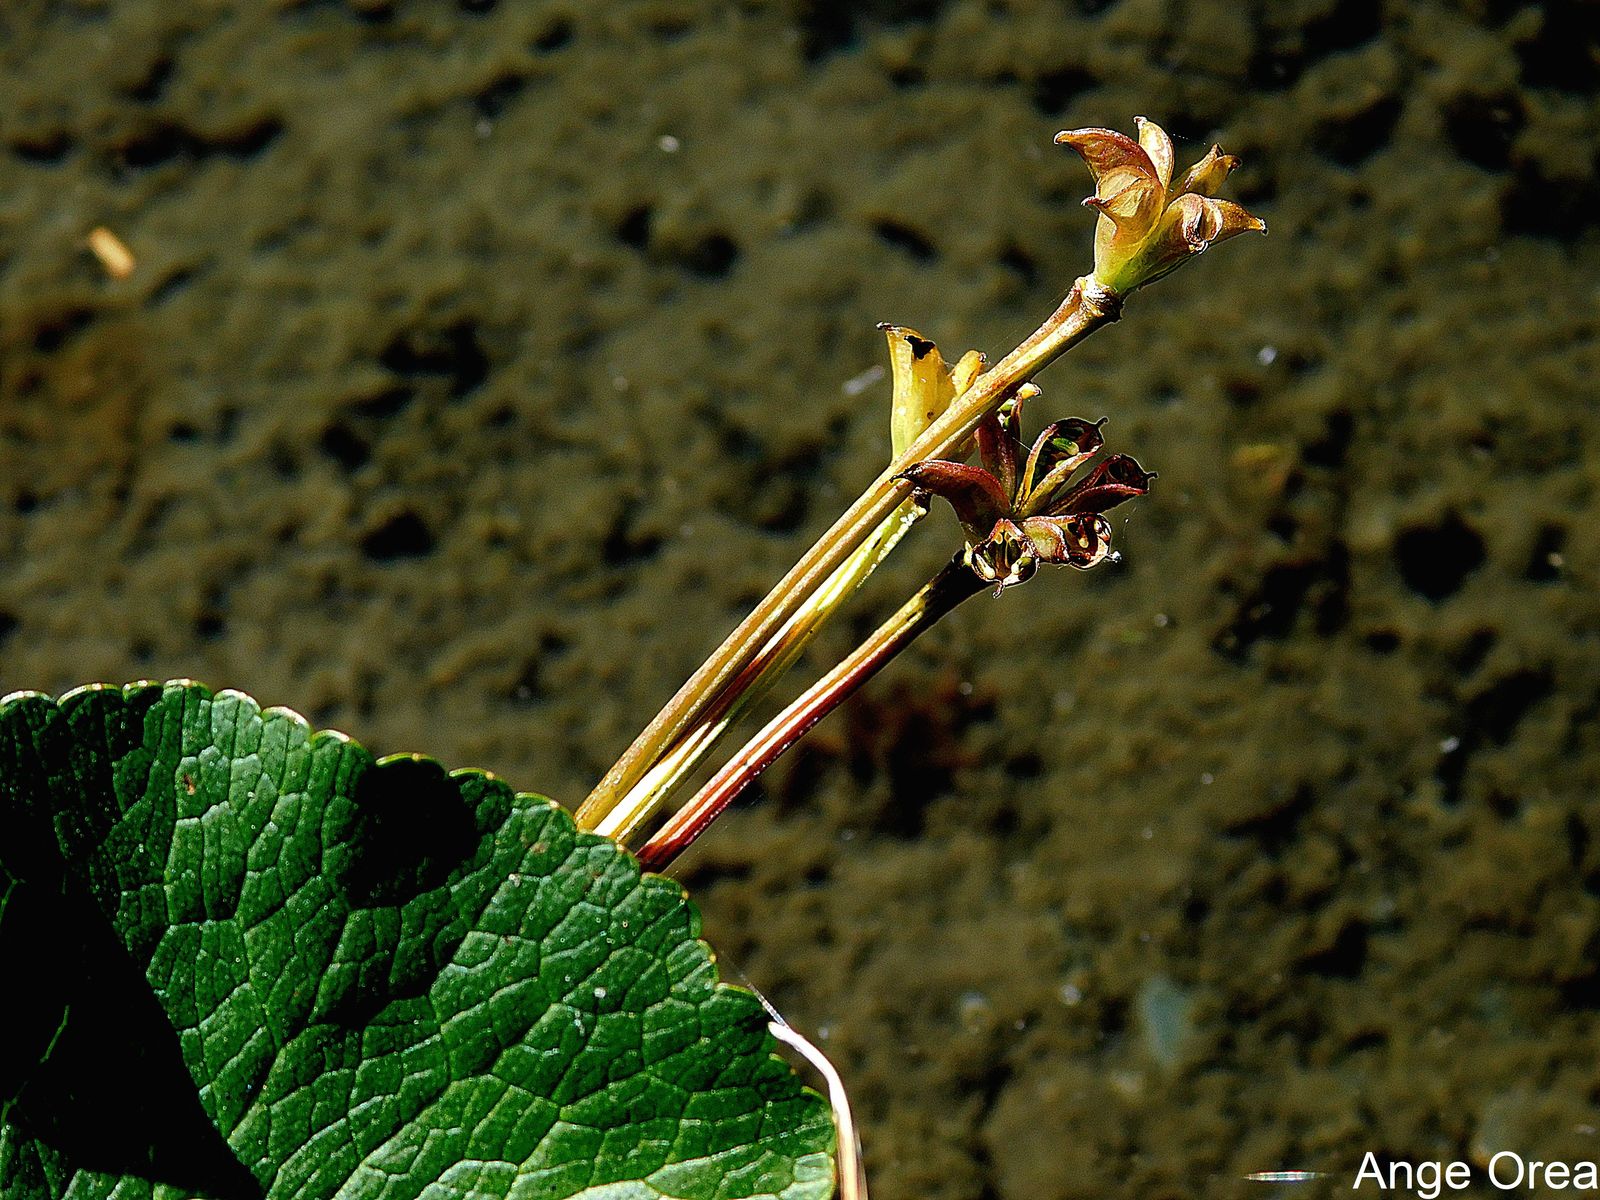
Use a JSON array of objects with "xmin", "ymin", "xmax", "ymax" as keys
[
  {"xmin": 897, "ymin": 388, "xmax": 1153, "ymax": 594},
  {"xmin": 1055, "ymin": 117, "xmax": 1266, "ymax": 294}
]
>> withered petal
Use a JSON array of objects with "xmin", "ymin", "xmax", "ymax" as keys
[
  {"xmin": 975, "ymin": 411, "xmax": 1019, "ymax": 501},
  {"xmin": 1031, "ymin": 416, "xmax": 1106, "ymax": 469},
  {"xmin": 1009, "ymin": 382, "xmax": 1039, "ymax": 435},
  {"xmin": 1021, "ymin": 513, "xmax": 1113, "ymax": 569},
  {"xmin": 950, "ymin": 348, "xmax": 986, "ymax": 395},
  {"xmin": 897, "ymin": 459, "xmax": 1012, "ymax": 543},
  {"xmin": 1052, "ymin": 453, "xmax": 1154, "ymax": 515},
  {"xmin": 881, "ymin": 323, "xmax": 958, "ymax": 458},
  {"xmin": 967, "ymin": 519, "xmax": 1037, "ymax": 594},
  {"xmin": 1084, "ymin": 176, "xmax": 1164, "ymax": 236},
  {"xmin": 1170, "ymin": 193, "xmax": 1268, "ymax": 249},
  {"xmin": 1135, "ymin": 116, "xmax": 1174, "ymax": 194},
  {"xmin": 1175, "ymin": 192, "xmax": 1225, "ymax": 248},
  {"xmin": 1204, "ymin": 197, "xmax": 1268, "ymax": 241},
  {"xmin": 1173, "ymin": 144, "xmax": 1240, "ymax": 198},
  {"xmin": 1055, "ymin": 127, "xmax": 1159, "ymax": 192},
  {"xmin": 1020, "ymin": 417, "xmax": 1107, "ymax": 512}
]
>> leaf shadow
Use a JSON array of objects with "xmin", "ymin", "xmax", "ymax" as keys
[
  {"xmin": 1, "ymin": 874, "xmax": 263, "ymax": 1199},
  {"xmin": 339, "ymin": 754, "xmax": 479, "ymax": 908}
]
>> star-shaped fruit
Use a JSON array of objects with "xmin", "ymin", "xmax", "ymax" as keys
[{"xmin": 898, "ymin": 390, "xmax": 1152, "ymax": 594}]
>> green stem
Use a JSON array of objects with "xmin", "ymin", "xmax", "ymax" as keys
[
  {"xmin": 576, "ymin": 276, "xmax": 1120, "ymax": 836},
  {"xmin": 588, "ymin": 498, "xmax": 923, "ymax": 843}
]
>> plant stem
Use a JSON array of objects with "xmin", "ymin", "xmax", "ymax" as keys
[
  {"xmin": 767, "ymin": 1021, "xmax": 870, "ymax": 1200},
  {"xmin": 589, "ymin": 498, "xmax": 924, "ymax": 843},
  {"xmin": 637, "ymin": 559, "xmax": 986, "ymax": 871},
  {"xmin": 576, "ymin": 276, "xmax": 1120, "ymax": 837}
]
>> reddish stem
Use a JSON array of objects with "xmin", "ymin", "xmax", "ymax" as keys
[{"xmin": 638, "ymin": 560, "xmax": 986, "ymax": 872}]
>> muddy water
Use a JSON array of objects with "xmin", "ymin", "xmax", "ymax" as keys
[{"xmin": 3, "ymin": 2, "xmax": 1599, "ymax": 1198}]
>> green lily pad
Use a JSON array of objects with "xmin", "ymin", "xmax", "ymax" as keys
[{"xmin": 0, "ymin": 682, "xmax": 834, "ymax": 1200}]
